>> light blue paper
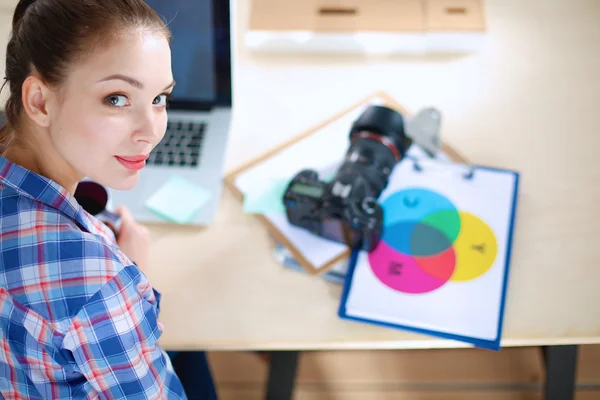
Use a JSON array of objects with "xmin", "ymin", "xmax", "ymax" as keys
[
  {"xmin": 145, "ymin": 175, "xmax": 212, "ymax": 223},
  {"xmin": 243, "ymin": 178, "xmax": 290, "ymax": 215},
  {"xmin": 243, "ymin": 170, "xmax": 337, "ymax": 216}
]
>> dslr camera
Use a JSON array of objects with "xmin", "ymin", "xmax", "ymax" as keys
[{"xmin": 283, "ymin": 105, "xmax": 410, "ymax": 252}]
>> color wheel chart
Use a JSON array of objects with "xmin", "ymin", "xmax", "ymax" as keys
[{"xmin": 369, "ymin": 188, "xmax": 498, "ymax": 294}]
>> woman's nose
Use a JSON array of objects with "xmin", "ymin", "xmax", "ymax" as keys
[{"xmin": 135, "ymin": 109, "xmax": 164, "ymax": 145}]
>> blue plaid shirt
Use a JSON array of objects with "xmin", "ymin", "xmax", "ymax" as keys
[{"xmin": 0, "ymin": 155, "xmax": 187, "ymax": 399}]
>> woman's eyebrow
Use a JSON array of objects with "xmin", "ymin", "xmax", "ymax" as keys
[
  {"xmin": 99, "ymin": 74, "xmax": 144, "ymax": 89},
  {"xmin": 98, "ymin": 75, "xmax": 175, "ymax": 91}
]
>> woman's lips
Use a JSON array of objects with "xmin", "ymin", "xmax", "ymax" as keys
[{"xmin": 115, "ymin": 154, "xmax": 149, "ymax": 170}]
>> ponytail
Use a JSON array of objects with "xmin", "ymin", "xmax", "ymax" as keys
[{"xmin": 0, "ymin": 79, "xmax": 11, "ymax": 146}]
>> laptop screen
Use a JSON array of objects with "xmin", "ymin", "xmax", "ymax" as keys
[{"xmin": 145, "ymin": 0, "xmax": 231, "ymax": 110}]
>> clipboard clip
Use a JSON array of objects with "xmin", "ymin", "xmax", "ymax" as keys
[
  {"xmin": 405, "ymin": 107, "xmax": 475, "ymax": 180},
  {"xmin": 409, "ymin": 156, "xmax": 476, "ymax": 180},
  {"xmin": 405, "ymin": 107, "xmax": 442, "ymax": 157}
]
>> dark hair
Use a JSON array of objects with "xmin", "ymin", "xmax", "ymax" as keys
[{"xmin": 0, "ymin": 0, "xmax": 171, "ymax": 145}]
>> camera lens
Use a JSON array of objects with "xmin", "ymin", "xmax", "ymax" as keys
[
  {"xmin": 332, "ymin": 105, "xmax": 408, "ymax": 199},
  {"xmin": 350, "ymin": 105, "xmax": 407, "ymax": 160}
]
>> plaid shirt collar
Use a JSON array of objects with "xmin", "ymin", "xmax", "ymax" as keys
[{"xmin": 0, "ymin": 154, "xmax": 116, "ymax": 242}]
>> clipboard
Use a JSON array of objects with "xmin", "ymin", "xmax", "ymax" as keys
[
  {"xmin": 223, "ymin": 91, "xmax": 470, "ymax": 275},
  {"xmin": 337, "ymin": 157, "xmax": 520, "ymax": 350}
]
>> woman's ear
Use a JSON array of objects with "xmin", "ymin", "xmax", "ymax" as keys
[{"xmin": 21, "ymin": 75, "xmax": 51, "ymax": 128}]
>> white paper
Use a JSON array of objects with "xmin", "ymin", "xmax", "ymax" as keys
[
  {"xmin": 344, "ymin": 158, "xmax": 518, "ymax": 342},
  {"xmin": 234, "ymin": 97, "xmax": 452, "ymax": 270}
]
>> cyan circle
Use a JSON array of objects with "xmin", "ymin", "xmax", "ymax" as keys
[
  {"xmin": 381, "ymin": 221, "xmax": 416, "ymax": 254},
  {"xmin": 382, "ymin": 188, "xmax": 457, "ymax": 228}
]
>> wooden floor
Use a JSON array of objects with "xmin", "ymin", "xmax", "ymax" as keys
[{"xmin": 206, "ymin": 345, "xmax": 600, "ymax": 399}]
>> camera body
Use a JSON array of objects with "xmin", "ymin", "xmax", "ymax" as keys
[{"xmin": 283, "ymin": 105, "xmax": 410, "ymax": 252}]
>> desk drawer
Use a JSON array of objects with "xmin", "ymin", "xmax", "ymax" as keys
[
  {"xmin": 250, "ymin": 0, "xmax": 317, "ymax": 31},
  {"xmin": 425, "ymin": 0, "xmax": 485, "ymax": 30},
  {"xmin": 249, "ymin": 0, "xmax": 425, "ymax": 32}
]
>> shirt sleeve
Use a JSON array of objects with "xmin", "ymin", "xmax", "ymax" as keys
[{"xmin": 61, "ymin": 265, "xmax": 187, "ymax": 399}]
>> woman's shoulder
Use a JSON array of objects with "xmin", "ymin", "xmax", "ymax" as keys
[
  {"xmin": 0, "ymin": 184, "xmax": 147, "ymax": 329},
  {"xmin": 2, "ymin": 176, "xmax": 129, "ymax": 259}
]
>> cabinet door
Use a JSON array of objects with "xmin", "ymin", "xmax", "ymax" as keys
[
  {"xmin": 425, "ymin": 0, "xmax": 486, "ymax": 31},
  {"xmin": 250, "ymin": 0, "xmax": 426, "ymax": 32},
  {"xmin": 250, "ymin": 0, "xmax": 321, "ymax": 31}
]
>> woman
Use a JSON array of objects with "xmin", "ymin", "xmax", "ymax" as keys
[{"xmin": 0, "ymin": 0, "xmax": 215, "ymax": 398}]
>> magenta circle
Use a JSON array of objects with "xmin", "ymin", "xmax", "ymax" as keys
[{"xmin": 368, "ymin": 241, "xmax": 449, "ymax": 294}]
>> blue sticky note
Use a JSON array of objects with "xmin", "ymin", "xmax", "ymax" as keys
[
  {"xmin": 243, "ymin": 178, "xmax": 290, "ymax": 215},
  {"xmin": 145, "ymin": 175, "xmax": 212, "ymax": 223}
]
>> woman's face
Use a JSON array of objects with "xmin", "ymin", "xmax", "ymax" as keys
[{"xmin": 47, "ymin": 28, "xmax": 174, "ymax": 191}]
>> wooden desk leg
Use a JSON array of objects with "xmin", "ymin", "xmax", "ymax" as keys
[
  {"xmin": 265, "ymin": 351, "xmax": 300, "ymax": 400},
  {"xmin": 543, "ymin": 345, "xmax": 578, "ymax": 400}
]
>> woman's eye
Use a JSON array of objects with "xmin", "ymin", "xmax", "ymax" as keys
[
  {"xmin": 106, "ymin": 94, "xmax": 129, "ymax": 107},
  {"xmin": 153, "ymin": 94, "xmax": 168, "ymax": 106}
]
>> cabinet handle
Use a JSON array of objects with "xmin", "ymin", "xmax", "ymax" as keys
[
  {"xmin": 318, "ymin": 7, "xmax": 357, "ymax": 16},
  {"xmin": 445, "ymin": 7, "xmax": 467, "ymax": 14}
]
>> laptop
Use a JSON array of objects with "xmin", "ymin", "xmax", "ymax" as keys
[{"xmin": 108, "ymin": 0, "xmax": 233, "ymax": 225}]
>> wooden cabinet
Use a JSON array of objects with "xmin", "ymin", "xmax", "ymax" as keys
[
  {"xmin": 249, "ymin": 0, "xmax": 485, "ymax": 32},
  {"xmin": 246, "ymin": 0, "xmax": 486, "ymax": 54}
]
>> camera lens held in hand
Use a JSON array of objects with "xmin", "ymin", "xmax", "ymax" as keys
[{"xmin": 283, "ymin": 105, "xmax": 410, "ymax": 252}]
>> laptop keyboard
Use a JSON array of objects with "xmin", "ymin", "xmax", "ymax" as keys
[{"xmin": 148, "ymin": 121, "xmax": 206, "ymax": 167}]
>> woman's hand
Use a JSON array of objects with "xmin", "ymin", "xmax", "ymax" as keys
[{"xmin": 114, "ymin": 205, "xmax": 151, "ymax": 271}]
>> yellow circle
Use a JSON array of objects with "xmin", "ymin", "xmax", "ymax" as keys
[{"xmin": 450, "ymin": 211, "xmax": 498, "ymax": 282}]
